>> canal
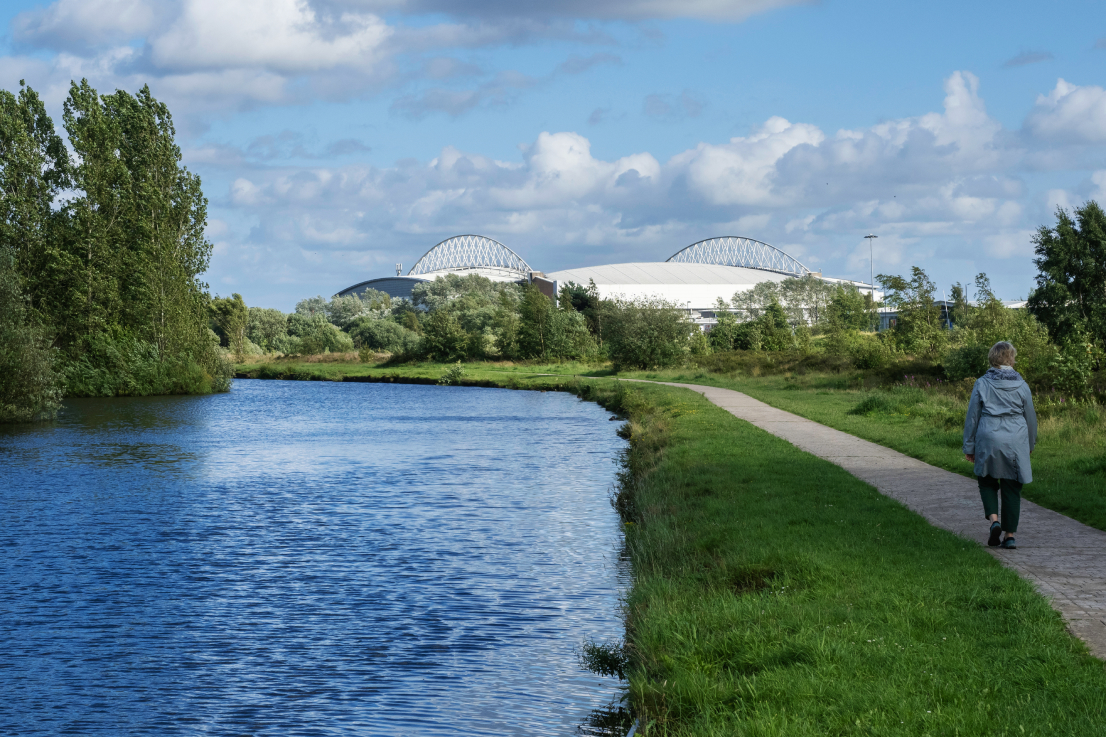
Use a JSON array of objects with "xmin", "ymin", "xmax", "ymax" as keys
[{"xmin": 0, "ymin": 380, "xmax": 628, "ymax": 735}]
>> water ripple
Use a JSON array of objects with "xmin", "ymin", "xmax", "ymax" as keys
[{"xmin": 0, "ymin": 380, "xmax": 628, "ymax": 736}]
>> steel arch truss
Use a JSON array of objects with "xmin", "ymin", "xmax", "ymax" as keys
[
  {"xmin": 667, "ymin": 236, "xmax": 810, "ymax": 277},
  {"xmin": 408, "ymin": 234, "xmax": 531, "ymax": 276}
]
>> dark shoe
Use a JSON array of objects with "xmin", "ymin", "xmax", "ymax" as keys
[
  {"xmin": 1000, "ymin": 537, "xmax": 1017, "ymax": 549},
  {"xmin": 988, "ymin": 522, "xmax": 1002, "ymax": 547}
]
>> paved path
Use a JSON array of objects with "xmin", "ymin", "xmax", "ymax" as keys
[{"xmin": 644, "ymin": 380, "xmax": 1106, "ymax": 659}]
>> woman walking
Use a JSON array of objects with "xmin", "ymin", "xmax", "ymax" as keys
[{"xmin": 963, "ymin": 341, "xmax": 1038, "ymax": 549}]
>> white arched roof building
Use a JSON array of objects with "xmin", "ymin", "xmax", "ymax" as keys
[
  {"xmin": 544, "ymin": 262, "xmax": 794, "ymax": 310},
  {"xmin": 336, "ymin": 234, "xmax": 877, "ymax": 309}
]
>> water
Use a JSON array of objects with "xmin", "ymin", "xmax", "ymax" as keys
[{"xmin": 0, "ymin": 380, "xmax": 628, "ymax": 736}]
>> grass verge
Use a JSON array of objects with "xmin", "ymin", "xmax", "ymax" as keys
[
  {"xmin": 619, "ymin": 366, "xmax": 1106, "ymax": 534},
  {"xmin": 238, "ymin": 360, "xmax": 1106, "ymax": 734}
]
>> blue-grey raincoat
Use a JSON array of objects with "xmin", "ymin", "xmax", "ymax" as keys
[{"xmin": 962, "ymin": 367, "xmax": 1038, "ymax": 483}]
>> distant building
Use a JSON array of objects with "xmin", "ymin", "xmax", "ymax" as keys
[{"xmin": 337, "ymin": 234, "xmax": 877, "ymax": 328}]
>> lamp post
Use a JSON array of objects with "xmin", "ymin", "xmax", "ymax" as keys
[{"xmin": 864, "ymin": 234, "xmax": 878, "ymax": 299}]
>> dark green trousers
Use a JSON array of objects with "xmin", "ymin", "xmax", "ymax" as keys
[{"xmin": 978, "ymin": 476, "xmax": 1022, "ymax": 533}]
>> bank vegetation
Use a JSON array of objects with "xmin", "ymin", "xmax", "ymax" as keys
[{"xmin": 1, "ymin": 80, "xmax": 231, "ymax": 422}]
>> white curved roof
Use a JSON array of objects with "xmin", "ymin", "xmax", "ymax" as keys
[
  {"xmin": 545, "ymin": 262, "xmax": 792, "ymax": 310},
  {"xmin": 546, "ymin": 262, "xmax": 791, "ymax": 286}
]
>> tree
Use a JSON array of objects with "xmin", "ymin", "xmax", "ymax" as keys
[
  {"xmin": 0, "ymin": 250, "xmax": 61, "ymax": 422},
  {"xmin": 247, "ymin": 307, "xmax": 289, "ymax": 351},
  {"xmin": 825, "ymin": 285, "xmax": 874, "ymax": 332},
  {"xmin": 731, "ymin": 281, "xmax": 782, "ymax": 321},
  {"xmin": 877, "ymin": 266, "xmax": 947, "ymax": 357},
  {"xmin": 420, "ymin": 309, "xmax": 469, "ymax": 361},
  {"xmin": 295, "ymin": 295, "xmax": 328, "ymax": 318},
  {"xmin": 1, "ymin": 79, "xmax": 228, "ymax": 401},
  {"xmin": 211, "ymin": 293, "xmax": 249, "ymax": 359},
  {"xmin": 948, "ymin": 282, "xmax": 970, "ymax": 329},
  {"xmin": 603, "ymin": 297, "xmax": 692, "ymax": 370},
  {"xmin": 779, "ymin": 274, "xmax": 836, "ymax": 326},
  {"xmin": 325, "ymin": 294, "xmax": 365, "ymax": 330},
  {"xmin": 61, "ymin": 82, "xmax": 213, "ymax": 361},
  {"xmin": 492, "ymin": 291, "xmax": 521, "ymax": 358},
  {"xmin": 0, "ymin": 81, "xmax": 70, "ymax": 324},
  {"xmin": 1028, "ymin": 201, "xmax": 1106, "ymax": 353},
  {"xmin": 757, "ymin": 299, "xmax": 794, "ymax": 351},
  {"xmin": 518, "ymin": 285, "xmax": 557, "ymax": 358},
  {"xmin": 558, "ymin": 279, "xmax": 606, "ymax": 344},
  {"xmin": 708, "ymin": 299, "xmax": 741, "ymax": 352}
]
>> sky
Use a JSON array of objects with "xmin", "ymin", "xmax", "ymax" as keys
[{"xmin": 2, "ymin": 0, "xmax": 1105, "ymax": 309}]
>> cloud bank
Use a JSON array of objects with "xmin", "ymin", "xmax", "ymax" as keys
[{"xmin": 207, "ymin": 73, "xmax": 1106, "ymax": 296}]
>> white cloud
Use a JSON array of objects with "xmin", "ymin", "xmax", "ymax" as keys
[
  {"xmin": 12, "ymin": 0, "xmax": 160, "ymax": 49},
  {"xmin": 150, "ymin": 0, "xmax": 391, "ymax": 74},
  {"xmin": 202, "ymin": 68, "xmax": 1102, "ymax": 305},
  {"xmin": 674, "ymin": 116, "xmax": 824, "ymax": 206},
  {"xmin": 1045, "ymin": 188, "xmax": 1073, "ymax": 213},
  {"xmin": 208, "ymin": 72, "xmax": 1039, "ymax": 281},
  {"xmin": 369, "ymin": 0, "xmax": 809, "ymax": 21},
  {"xmin": 984, "ymin": 230, "xmax": 1035, "ymax": 258},
  {"xmin": 1092, "ymin": 171, "xmax": 1106, "ymax": 201},
  {"xmin": 1025, "ymin": 79, "xmax": 1106, "ymax": 143}
]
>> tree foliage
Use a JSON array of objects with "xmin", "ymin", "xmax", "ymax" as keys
[
  {"xmin": 1, "ymin": 79, "xmax": 229, "ymax": 412},
  {"xmin": 876, "ymin": 266, "xmax": 947, "ymax": 358},
  {"xmin": 211, "ymin": 293, "xmax": 249, "ymax": 359},
  {"xmin": 1028, "ymin": 201, "xmax": 1106, "ymax": 355},
  {"xmin": 603, "ymin": 297, "xmax": 692, "ymax": 370},
  {"xmin": 0, "ymin": 252, "xmax": 61, "ymax": 421}
]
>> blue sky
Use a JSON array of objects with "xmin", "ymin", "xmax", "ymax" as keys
[{"xmin": 3, "ymin": 0, "xmax": 1105, "ymax": 309}]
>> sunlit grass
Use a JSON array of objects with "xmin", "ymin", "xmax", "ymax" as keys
[
  {"xmin": 605, "ymin": 381, "xmax": 1106, "ymax": 735},
  {"xmin": 620, "ymin": 366, "xmax": 1106, "ymax": 533}
]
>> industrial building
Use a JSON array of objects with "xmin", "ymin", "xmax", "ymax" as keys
[{"xmin": 336, "ymin": 234, "xmax": 876, "ymax": 328}]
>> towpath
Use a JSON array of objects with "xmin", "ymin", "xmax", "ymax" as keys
[{"xmin": 634, "ymin": 380, "xmax": 1106, "ymax": 659}]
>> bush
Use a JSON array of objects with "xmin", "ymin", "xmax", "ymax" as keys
[
  {"xmin": 288, "ymin": 313, "xmax": 354, "ymax": 355},
  {"xmin": 944, "ymin": 344, "xmax": 990, "ymax": 381},
  {"xmin": 849, "ymin": 335, "xmax": 889, "ymax": 369},
  {"xmin": 1049, "ymin": 340, "xmax": 1096, "ymax": 398},
  {"xmin": 348, "ymin": 317, "xmax": 419, "ymax": 354},
  {"xmin": 62, "ymin": 333, "xmax": 230, "ymax": 397},
  {"xmin": 438, "ymin": 362, "xmax": 466, "ymax": 386},
  {"xmin": 604, "ymin": 297, "xmax": 692, "ymax": 370}
]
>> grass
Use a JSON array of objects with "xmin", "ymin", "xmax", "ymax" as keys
[
  {"xmin": 237, "ymin": 358, "xmax": 1106, "ymax": 734},
  {"xmin": 619, "ymin": 365, "xmax": 1106, "ymax": 533},
  {"xmin": 607, "ymin": 380, "xmax": 1106, "ymax": 735}
]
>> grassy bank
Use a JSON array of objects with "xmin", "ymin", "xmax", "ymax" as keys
[
  {"xmin": 618, "ymin": 365, "xmax": 1106, "ymax": 534},
  {"xmin": 238, "ymin": 360, "xmax": 1106, "ymax": 734}
]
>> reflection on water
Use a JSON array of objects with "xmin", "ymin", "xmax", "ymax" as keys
[{"xmin": 0, "ymin": 380, "xmax": 627, "ymax": 736}]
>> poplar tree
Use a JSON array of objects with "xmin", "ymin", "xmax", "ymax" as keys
[
  {"xmin": 1, "ymin": 78, "xmax": 228, "ymax": 408},
  {"xmin": 0, "ymin": 82, "xmax": 67, "ymax": 420}
]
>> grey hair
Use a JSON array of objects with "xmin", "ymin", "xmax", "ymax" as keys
[{"xmin": 988, "ymin": 341, "xmax": 1017, "ymax": 367}]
